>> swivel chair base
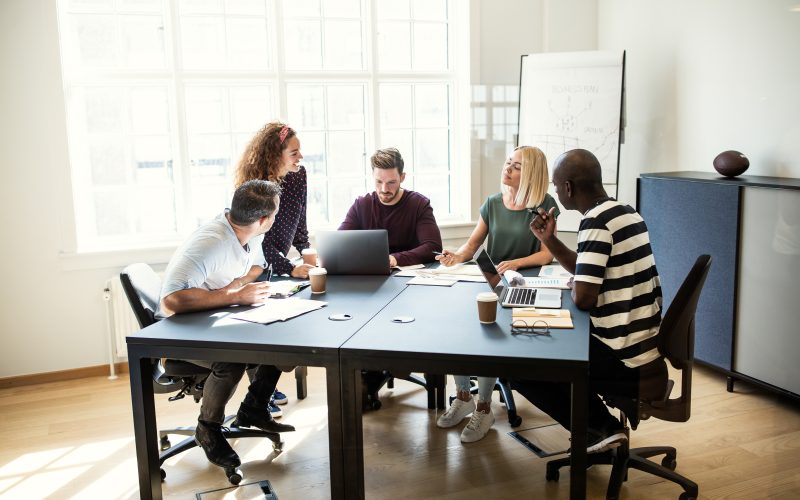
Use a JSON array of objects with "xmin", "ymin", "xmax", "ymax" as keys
[{"xmin": 158, "ymin": 414, "xmax": 283, "ymax": 485}]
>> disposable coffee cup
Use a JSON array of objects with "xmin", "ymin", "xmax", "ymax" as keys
[
  {"xmin": 301, "ymin": 248, "xmax": 318, "ymax": 266},
  {"xmin": 477, "ymin": 292, "xmax": 499, "ymax": 324},
  {"xmin": 309, "ymin": 267, "xmax": 327, "ymax": 294}
]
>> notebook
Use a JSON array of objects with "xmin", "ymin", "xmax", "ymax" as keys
[
  {"xmin": 475, "ymin": 249, "xmax": 562, "ymax": 308},
  {"xmin": 315, "ymin": 229, "xmax": 391, "ymax": 275}
]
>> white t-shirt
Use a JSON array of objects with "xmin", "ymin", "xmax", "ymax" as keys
[{"xmin": 156, "ymin": 211, "xmax": 264, "ymax": 318}]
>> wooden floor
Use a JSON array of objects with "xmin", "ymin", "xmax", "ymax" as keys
[{"xmin": 1, "ymin": 365, "xmax": 799, "ymax": 499}]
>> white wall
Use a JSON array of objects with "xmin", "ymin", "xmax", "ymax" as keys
[
  {"xmin": 598, "ymin": 0, "xmax": 800, "ymax": 205},
  {"xmin": 2, "ymin": 0, "xmax": 798, "ymax": 378}
]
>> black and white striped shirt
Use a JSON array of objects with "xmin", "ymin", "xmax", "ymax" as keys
[{"xmin": 575, "ymin": 200, "xmax": 662, "ymax": 368}]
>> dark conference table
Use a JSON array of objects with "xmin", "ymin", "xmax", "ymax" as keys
[
  {"xmin": 128, "ymin": 271, "xmax": 591, "ymax": 500},
  {"xmin": 339, "ymin": 279, "xmax": 591, "ymax": 500}
]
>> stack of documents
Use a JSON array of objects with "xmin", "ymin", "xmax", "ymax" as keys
[
  {"xmin": 231, "ymin": 298, "xmax": 327, "ymax": 325},
  {"xmin": 396, "ymin": 263, "xmax": 486, "ymax": 283},
  {"xmin": 512, "ymin": 308, "xmax": 574, "ymax": 329}
]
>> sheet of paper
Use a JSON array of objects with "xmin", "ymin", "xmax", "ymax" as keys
[
  {"xmin": 406, "ymin": 276, "xmax": 457, "ymax": 286},
  {"xmin": 539, "ymin": 264, "xmax": 573, "ymax": 279},
  {"xmin": 430, "ymin": 263, "xmax": 483, "ymax": 276},
  {"xmin": 231, "ymin": 298, "xmax": 327, "ymax": 324},
  {"xmin": 267, "ymin": 280, "xmax": 302, "ymax": 296},
  {"xmin": 396, "ymin": 264, "xmax": 425, "ymax": 271}
]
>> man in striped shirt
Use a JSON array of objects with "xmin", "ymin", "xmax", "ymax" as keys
[{"xmin": 514, "ymin": 149, "xmax": 668, "ymax": 453}]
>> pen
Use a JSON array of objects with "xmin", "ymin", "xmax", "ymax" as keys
[
  {"xmin": 266, "ymin": 263, "xmax": 273, "ymax": 282},
  {"xmin": 432, "ymin": 251, "xmax": 443, "ymax": 256}
]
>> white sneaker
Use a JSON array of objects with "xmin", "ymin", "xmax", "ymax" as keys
[
  {"xmin": 460, "ymin": 409, "xmax": 495, "ymax": 443},
  {"xmin": 437, "ymin": 398, "xmax": 476, "ymax": 428}
]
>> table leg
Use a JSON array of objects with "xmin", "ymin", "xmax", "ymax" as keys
[
  {"xmin": 425, "ymin": 373, "xmax": 446, "ymax": 409},
  {"xmin": 569, "ymin": 374, "xmax": 588, "ymax": 500},
  {"xmin": 325, "ymin": 366, "xmax": 346, "ymax": 500},
  {"xmin": 128, "ymin": 350, "xmax": 161, "ymax": 500},
  {"xmin": 339, "ymin": 357, "xmax": 365, "ymax": 499},
  {"xmin": 295, "ymin": 365, "xmax": 308, "ymax": 400}
]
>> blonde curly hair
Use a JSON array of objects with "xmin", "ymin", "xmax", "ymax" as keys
[{"xmin": 234, "ymin": 122, "xmax": 296, "ymax": 187}]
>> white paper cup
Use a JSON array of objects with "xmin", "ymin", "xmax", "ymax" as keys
[
  {"xmin": 309, "ymin": 267, "xmax": 327, "ymax": 294},
  {"xmin": 477, "ymin": 292, "xmax": 499, "ymax": 324}
]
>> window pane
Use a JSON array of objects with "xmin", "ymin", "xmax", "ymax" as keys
[
  {"xmin": 413, "ymin": 23, "xmax": 447, "ymax": 70},
  {"xmin": 415, "ymin": 173, "xmax": 450, "ymax": 215},
  {"xmin": 377, "ymin": 22, "xmax": 410, "ymax": 71},
  {"xmin": 411, "ymin": 0, "xmax": 446, "ymax": 21},
  {"xmin": 287, "ymin": 86, "xmax": 325, "ymax": 130},
  {"xmin": 414, "ymin": 129, "xmax": 448, "ymax": 172},
  {"xmin": 130, "ymin": 87, "xmax": 169, "ymax": 134},
  {"xmin": 68, "ymin": 14, "xmax": 116, "ymax": 67},
  {"xmin": 322, "ymin": 0, "xmax": 360, "ymax": 18},
  {"xmin": 94, "ymin": 191, "xmax": 130, "ymax": 236},
  {"xmin": 89, "ymin": 137, "xmax": 126, "ymax": 185},
  {"xmin": 180, "ymin": 0, "xmax": 223, "ymax": 15},
  {"xmin": 284, "ymin": 20, "xmax": 322, "ymax": 70},
  {"xmin": 229, "ymin": 86, "xmax": 273, "ymax": 132},
  {"xmin": 307, "ymin": 181, "xmax": 328, "ymax": 225},
  {"xmin": 66, "ymin": 0, "xmax": 114, "ymax": 12},
  {"xmin": 135, "ymin": 186, "xmax": 177, "ymax": 233},
  {"xmin": 190, "ymin": 181, "xmax": 230, "ymax": 225},
  {"xmin": 329, "ymin": 178, "xmax": 367, "ymax": 224},
  {"xmin": 300, "ymin": 131, "xmax": 327, "ymax": 176},
  {"xmin": 224, "ymin": 0, "xmax": 265, "ymax": 15},
  {"xmin": 133, "ymin": 135, "xmax": 173, "ymax": 183},
  {"xmin": 226, "ymin": 18, "xmax": 270, "ymax": 69},
  {"xmin": 379, "ymin": 84, "xmax": 412, "ymax": 129},
  {"xmin": 282, "ymin": 0, "xmax": 320, "ymax": 17},
  {"xmin": 327, "ymin": 131, "xmax": 365, "ymax": 175},
  {"xmin": 185, "ymin": 87, "xmax": 228, "ymax": 134},
  {"xmin": 181, "ymin": 17, "xmax": 226, "ymax": 69},
  {"xmin": 414, "ymin": 84, "xmax": 449, "ymax": 128},
  {"xmin": 323, "ymin": 20, "xmax": 363, "ymax": 70},
  {"xmin": 188, "ymin": 134, "xmax": 231, "ymax": 178},
  {"xmin": 119, "ymin": 15, "xmax": 166, "ymax": 68},
  {"xmin": 84, "ymin": 87, "xmax": 124, "ymax": 133},
  {"xmin": 376, "ymin": 0, "xmax": 409, "ymax": 19},
  {"xmin": 327, "ymin": 86, "xmax": 364, "ymax": 130}
]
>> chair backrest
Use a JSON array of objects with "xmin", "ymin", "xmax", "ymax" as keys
[
  {"xmin": 120, "ymin": 263, "xmax": 162, "ymax": 329},
  {"xmin": 647, "ymin": 254, "xmax": 712, "ymax": 423}
]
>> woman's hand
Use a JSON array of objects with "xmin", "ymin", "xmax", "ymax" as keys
[
  {"xmin": 496, "ymin": 259, "xmax": 521, "ymax": 274},
  {"xmin": 291, "ymin": 263, "xmax": 315, "ymax": 279},
  {"xmin": 435, "ymin": 250, "xmax": 463, "ymax": 267}
]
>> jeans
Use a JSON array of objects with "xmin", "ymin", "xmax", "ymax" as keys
[
  {"xmin": 453, "ymin": 375, "xmax": 497, "ymax": 403},
  {"xmin": 188, "ymin": 360, "xmax": 282, "ymax": 424}
]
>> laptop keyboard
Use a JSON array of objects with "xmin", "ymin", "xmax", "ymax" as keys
[{"xmin": 507, "ymin": 287, "xmax": 537, "ymax": 306}]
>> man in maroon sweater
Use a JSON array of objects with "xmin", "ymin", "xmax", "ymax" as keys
[
  {"xmin": 339, "ymin": 147, "xmax": 443, "ymax": 410},
  {"xmin": 338, "ymin": 147, "xmax": 443, "ymax": 267}
]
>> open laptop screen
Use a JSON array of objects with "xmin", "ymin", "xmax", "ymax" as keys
[
  {"xmin": 316, "ymin": 229, "xmax": 391, "ymax": 275},
  {"xmin": 475, "ymin": 249, "xmax": 504, "ymax": 290}
]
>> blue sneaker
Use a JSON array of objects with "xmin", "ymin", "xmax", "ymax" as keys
[
  {"xmin": 273, "ymin": 388, "xmax": 288, "ymax": 406},
  {"xmin": 268, "ymin": 400, "xmax": 283, "ymax": 418}
]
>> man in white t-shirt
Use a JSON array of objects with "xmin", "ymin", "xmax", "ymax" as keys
[{"xmin": 159, "ymin": 180, "xmax": 294, "ymax": 472}]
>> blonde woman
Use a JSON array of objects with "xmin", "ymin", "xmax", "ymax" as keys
[{"xmin": 435, "ymin": 145, "xmax": 559, "ymax": 442}]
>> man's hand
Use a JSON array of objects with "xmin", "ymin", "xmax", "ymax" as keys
[
  {"xmin": 530, "ymin": 207, "xmax": 558, "ymax": 242},
  {"xmin": 389, "ymin": 255, "xmax": 398, "ymax": 268},
  {"xmin": 234, "ymin": 281, "xmax": 272, "ymax": 305},
  {"xmin": 291, "ymin": 263, "xmax": 316, "ymax": 279}
]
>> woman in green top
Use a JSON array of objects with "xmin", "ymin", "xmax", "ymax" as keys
[{"xmin": 434, "ymin": 145, "xmax": 560, "ymax": 443}]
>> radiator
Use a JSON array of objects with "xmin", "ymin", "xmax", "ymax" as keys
[{"xmin": 103, "ymin": 275, "xmax": 140, "ymax": 361}]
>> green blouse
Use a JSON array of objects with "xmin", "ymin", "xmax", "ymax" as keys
[{"xmin": 478, "ymin": 192, "xmax": 560, "ymax": 263}]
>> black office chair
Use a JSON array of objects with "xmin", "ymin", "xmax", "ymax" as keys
[
  {"xmin": 120, "ymin": 263, "xmax": 284, "ymax": 485},
  {"xmin": 363, "ymin": 370, "xmax": 445, "ymax": 411},
  {"xmin": 544, "ymin": 255, "xmax": 711, "ymax": 500}
]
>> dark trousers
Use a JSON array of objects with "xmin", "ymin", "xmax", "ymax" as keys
[
  {"xmin": 512, "ymin": 336, "xmax": 667, "ymax": 433},
  {"xmin": 189, "ymin": 361, "xmax": 282, "ymax": 424}
]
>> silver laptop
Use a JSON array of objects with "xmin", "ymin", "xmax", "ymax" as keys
[
  {"xmin": 316, "ymin": 230, "xmax": 391, "ymax": 275},
  {"xmin": 475, "ymin": 249, "xmax": 561, "ymax": 308}
]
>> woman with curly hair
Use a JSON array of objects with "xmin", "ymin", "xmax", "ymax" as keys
[
  {"xmin": 235, "ymin": 122, "xmax": 315, "ymax": 414},
  {"xmin": 234, "ymin": 122, "xmax": 316, "ymax": 281}
]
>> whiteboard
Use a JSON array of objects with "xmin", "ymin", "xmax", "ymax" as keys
[{"xmin": 518, "ymin": 50, "xmax": 625, "ymax": 232}]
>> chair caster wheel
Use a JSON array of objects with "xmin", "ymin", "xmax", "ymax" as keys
[
  {"xmin": 160, "ymin": 436, "xmax": 171, "ymax": 451},
  {"xmin": 508, "ymin": 414, "xmax": 522, "ymax": 427},
  {"xmin": 545, "ymin": 466, "xmax": 559, "ymax": 482},
  {"xmin": 363, "ymin": 394, "xmax": 382, "ymax": 411},
  {"xmin": 273, "ymin": 441, "xmax": 284, "ymax": 452},
  {"xmin": 661, "ymin": 455, "xmax": 677, "ymax": 470},
  {"xmin": 679, "ymin": 493, "xmax": 696, "ymax": 500},
  {"xmin": 225, "ymin": 467, "xmax": 242, "ymax": 485},
  {"xmin": 160, "ymin": 468, "xmax": 166, "ymax": 481}
]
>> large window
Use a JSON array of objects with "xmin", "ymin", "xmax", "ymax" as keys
[{"xmin": 58, "ymin": 0, "xmax": 468, "ymax": 252}]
